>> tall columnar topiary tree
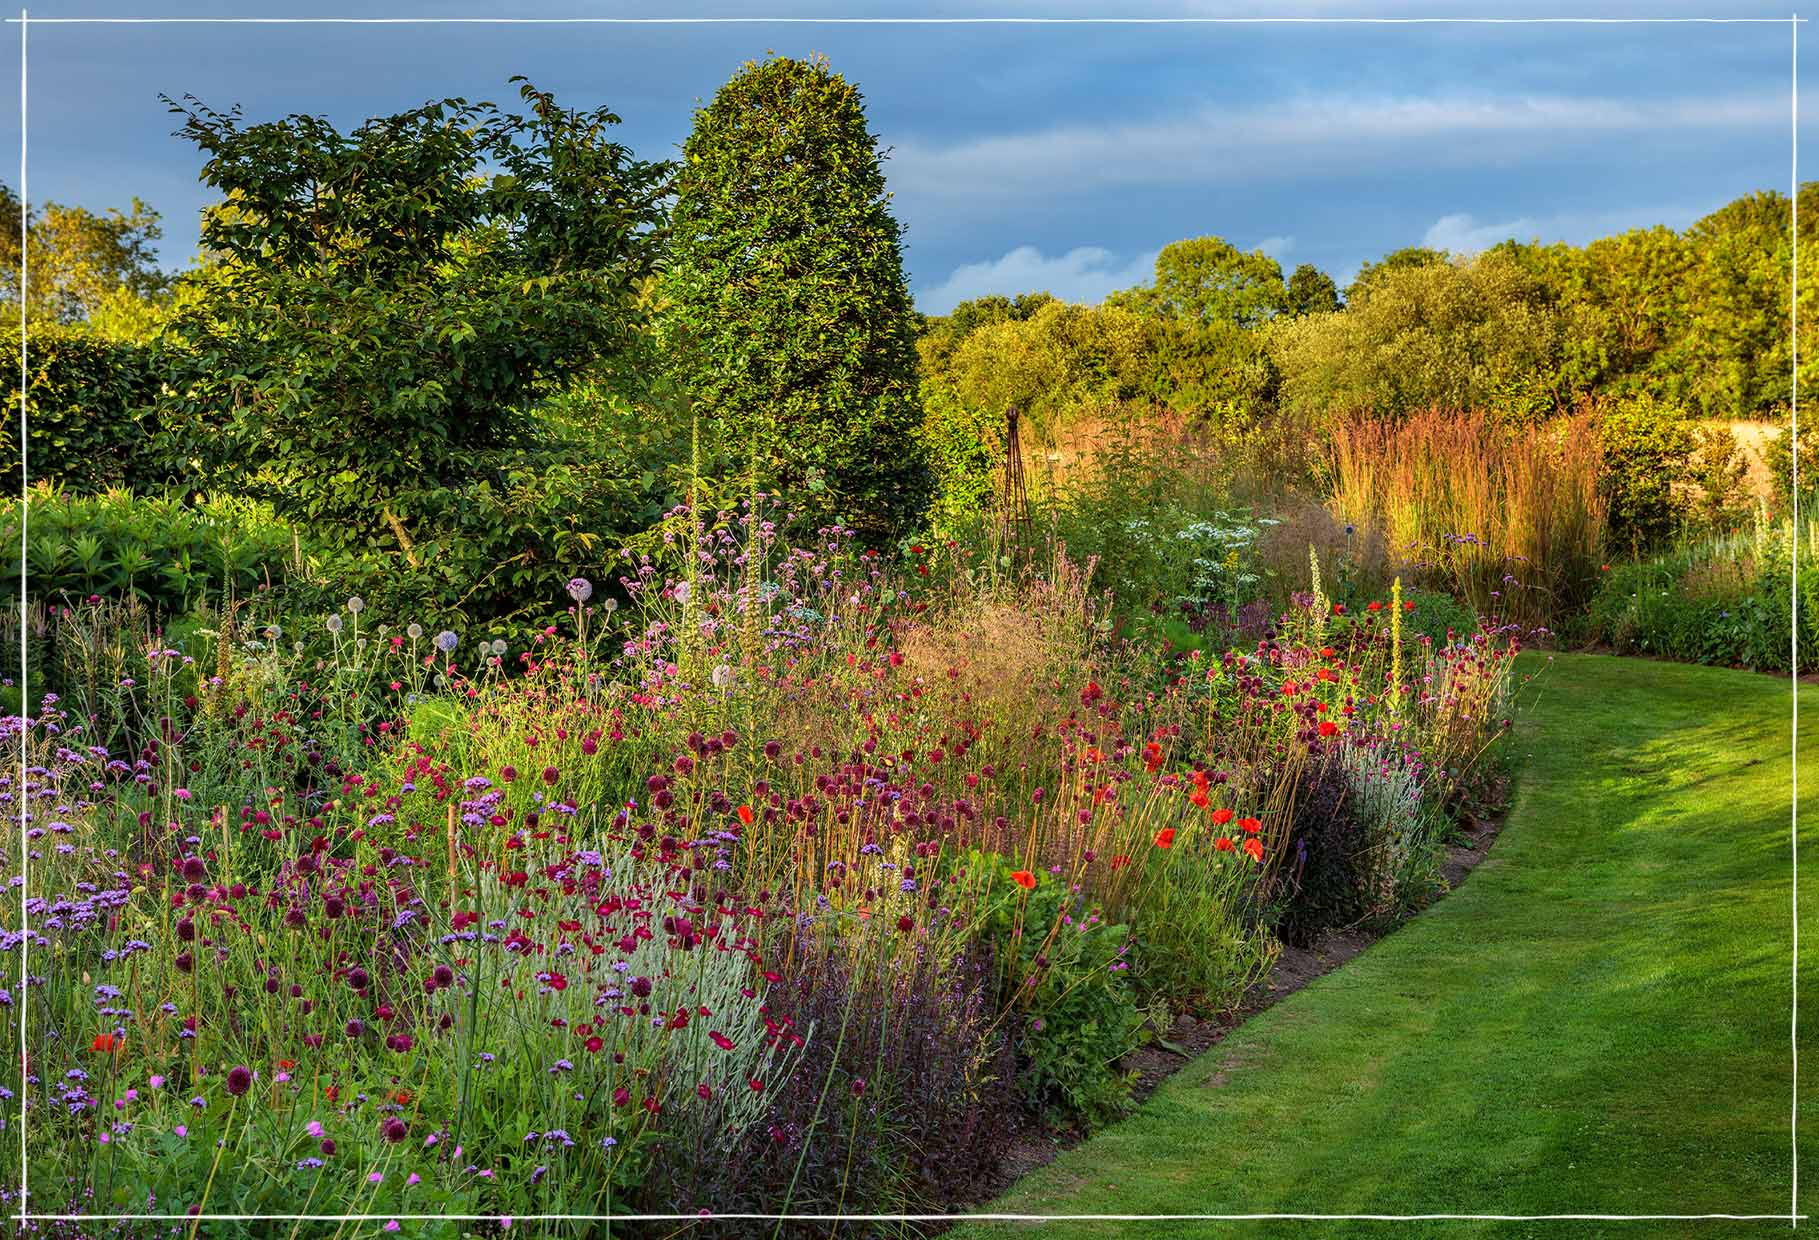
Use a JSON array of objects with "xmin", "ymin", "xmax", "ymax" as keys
[{"xmin": 660, "ymin": 54, "xmax": 930, "ymax": 538}]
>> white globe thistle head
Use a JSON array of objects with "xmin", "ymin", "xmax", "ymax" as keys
[
  {"xmin": 346, "ymin": 596, "xmax": 365, "ymax": 615},
  {"xmin": 406, "ymin": 623, "xmax": 424, "ymax": 640},
  {"xmin": 603, "ymin": 598, "xmax": 619, "ymax": 614},
  {"xmin": 490, "ymin": 638, "xmax": 508, "ymax": 656},
  {"xmin": 673, "ymin": 581, "xmax": 692, "ymax": 605},
  {"xmin": 566, "ymin": 577, "xmax": 593, "ymax": 604},
  {"xmin": 356, "ymin": 638, "xmax": 368, "ymax": 652},
  {"xmin": 435, "ymin": 630, "xmax": 459, "ymax": 654},
  {"xmin": 325, "ymin": 615, "xmax": 344, "ymax": 635},
  {"xmin": 264, "ymin": 624, "xmax": 282, "ymax": 641},
  {"xmin": 711, "ymin": 664, "xmax": 734, "ymax": 690}
]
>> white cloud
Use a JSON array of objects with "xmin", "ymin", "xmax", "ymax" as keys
[
  {"xmin": 1255, "ymin": 235, "xmax": 1296, "ymax": 261},
  {"xmin": 885, "ymin": 90, "xmax": 1783, "ymax": 206},
  {"xmin": 1420, "ymin": 203, "xmax": 1708, "ymax": 255},
  {"xmin": 916, "ymin": 244, "xmax": 1160, "ymax": 314}
]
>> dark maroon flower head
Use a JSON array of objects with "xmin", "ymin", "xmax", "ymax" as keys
[
  {"xmin": 347, "ymin": 967, "xmax": 369, "ymax": 991},
  {"xmin": 323, "ymin": 896, "xmax": 345, "ymax": 919},
  {"xmin": 432, "ymin": 964, "xmax": 455, "ymax": 989},
  {"xmin": 175, "ymin": 919, "xmax": 195, "ymax": 943},
  {"xmin": 180, "ymin": 856, "xmax": 206, "ymax": 882},
  {"xmin": 382, "ymin": 1118, "xmax": 408, "ymax": 1144},
  {"xmin": 225, "ymin": 1065, "xmax": 252, "ymax": 1097},
  {"xmin": 320, "ymin": 1138, "xmax": 335, "ymax": 1156},
  {"xmin": 630, "ymin": 976, "xmax": 652, "ymax": 998},
  {"xmin": 345, "ymin": 1019, "xmax": 363, "ymax": 1038}
]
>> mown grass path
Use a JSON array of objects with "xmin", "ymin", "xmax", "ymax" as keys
[{"xmin": 952, "ymin": 655, "xmax": 1814, "ymax": 1239}]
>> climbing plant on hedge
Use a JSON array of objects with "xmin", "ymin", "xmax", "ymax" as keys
[{"xmin": 659, "ymin": 54, "xmax": 930, "ymax": 539}]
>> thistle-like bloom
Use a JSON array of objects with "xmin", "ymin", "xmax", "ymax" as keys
[
  {"xmin": 435, "ymin": 631, "xmax": 459, "ymax": 653},
  {"xmin": 566, "ymin": 577, "xmax": 593, "ymax": 603},
  {"xmin": 325, "ymin": 616, "xmax": 344, "ymax": 635}
]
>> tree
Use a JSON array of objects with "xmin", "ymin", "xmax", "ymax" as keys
[
  {"xmin": 153, "ymin": 80, "xmax": 669, "ymax": 547},
  {"xmin": 658, "ymin": 53, "xmax": 930, "ymax": 538},
  {"xmin": 1345, "ymin": 246, "xmax": 1448, "ymax": 304},
  {"xmin": 0, "ymin": 184, "xmax": 169, "ymax": 325},
  {"xmin": 1110, "ymin": 236, "xmax": 1288, "ymax": 328},
  {"xmin": 1270, "ymin": 249, "xmax": 1574, "ymax": 422},
  {"xmin": 1673, "ymin": 190, "xmax": 1794, "ymax": 420},
  {"xmin": 1285, "ymin": 263, "xmax": 1341, "ymax": 316}
]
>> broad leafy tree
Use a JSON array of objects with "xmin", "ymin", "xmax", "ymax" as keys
[
  {"xmin": 659, "ymin": 53, "xmax": 930, "ymax": 538},
  {"xmin": 0, "ymin": 184, "xmax": 169, "ymax": 326},
  {"xmin": 1285, "ymin": 263, "xmax": 1342, "ymax": 317},
  {"xmin": 1110, "ymin": 236, "xmax": 1289, "ymax": 329},
  {"xmin": 154, "ymin": 80, "xmax": 670, "ymax": 548}
]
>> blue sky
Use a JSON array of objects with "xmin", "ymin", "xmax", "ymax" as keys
[{"xmin": 1, "ymin": 1, "xmax": 1807, "ymax": 312}]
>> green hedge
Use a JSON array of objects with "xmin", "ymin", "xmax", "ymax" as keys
[{"xmin": 0, "ymin": 322, "xmax": 162, "ymax": 492}]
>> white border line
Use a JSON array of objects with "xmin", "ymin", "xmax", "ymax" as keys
[
  {"xmin": 8, "ymin": 9, "xmax": 1806, "ymax": 1230},
  {"xmin": 0, "ymin": 14, "xmax": 1804, "ymax": 21},
  {"xmin": 1793, "ymin": 11, "xmax": 1803, "ymax": 1233},
  {"xmin": 15, "ymin": 6, "xmax": 25, "ymax": 1226}
]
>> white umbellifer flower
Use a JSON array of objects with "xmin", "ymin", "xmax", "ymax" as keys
[
  {"xmin": 326, "ymin": 615, "xmax": 344, "ymax": 635},
  {"xmin": 347, "ymin": 596, "xmax": 365, "ymax": 615}
]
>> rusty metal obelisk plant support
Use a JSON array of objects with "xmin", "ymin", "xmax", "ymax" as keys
[{"xmin": 997, "ymin": 404, "xmax": 1033, "ymax": 568}]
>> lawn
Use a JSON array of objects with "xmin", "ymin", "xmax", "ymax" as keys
[{"xmin": 953, "ymin": 654, "xmax": 1814, "ymax": 1240}]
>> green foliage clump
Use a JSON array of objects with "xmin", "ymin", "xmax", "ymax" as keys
[
  {"xmin": 3, "ymin": 485, "xmax": 301, "ymax": 615},
  {"xmin": 0, "ymin": 322, "xmax": 161, "ymax": 492},
  {"xmin": 1596, "ymin": 392, "xmax": 1698, "ymax": 551},
  {"xmin": 659, "ymin": 53, "xmax": 930, "ymax": 540},
  {"xmin": 153, "ymin": 80, "xmax": 669, "ymax": 550},
  {"xmin": 966, "ymin": 852, "xmax": 1144, "ymax": 1125},
  {"xmin": 1270, "ymin": 248, "xmax": 1578, "ymax": 423},
  {"xmin": 1583, "ymin": 517, "xmax": 1818, "ymax": 672},
  {"xmin": 1108, "ymin": 236, "xmax": 1289, "ymax": 328}
]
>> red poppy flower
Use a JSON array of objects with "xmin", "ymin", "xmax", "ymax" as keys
[
  {"xmin": 736, "ymin": 804, "xmax": 754, "ymax": 826},
  {"xmin": 1154, "ymin": 828, "xmax": 1177, "ymax": 850},
  {"xmin": 1318, "ymin": 720, "xmax": 1339, "ymax": 737},
  {"xmin": 1189, "ymin": 788, "xmax": 1210, "ymax": 809},
  {"xmin": 1214, "ymin": 836, "xmax": 1234, "ymax": 852},
  {"xmin": 1239, "ymin": 817, "xmax": 1262, "ymax": 835},
  {"xmin": 1367, "ymin": 601, "xmax": 1383, "ymax": 612},
  {"xmin": 90, "ymin": 1034, "xmax": 119, "ymax": 1054},
  {"xmin": 1243, "ymin": 837, "xmax": 1265, "ymax": 862},
  {"xmin": 1110, "ymin": 854, "xmax": 1131, "ymax": 870},
  {"xmin": 1211, "ymin": 807, "xmax": 1234, "ymax": 826},
  {"xmin": 1010, "ymin": 870, "xmax": 1037, "ymax": 890}
]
